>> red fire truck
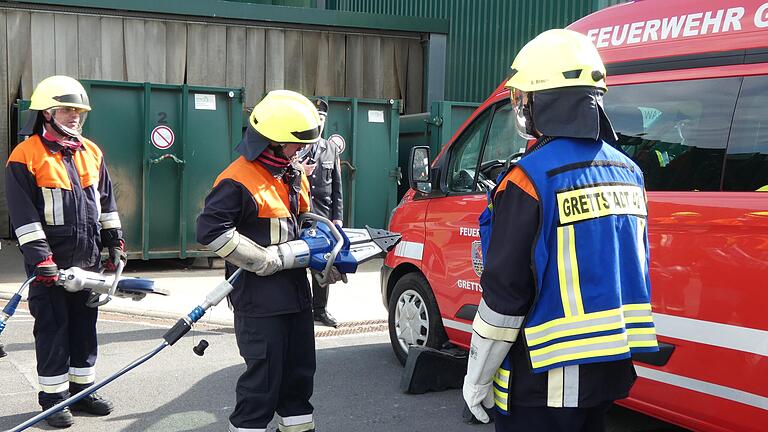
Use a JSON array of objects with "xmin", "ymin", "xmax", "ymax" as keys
[{"xmin": 381, "ymin": 1, "xmax": 768, "ymax": 430}]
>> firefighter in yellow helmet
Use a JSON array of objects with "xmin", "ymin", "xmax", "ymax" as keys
[
  {"xmin": 197, "ymin": 90, "xmax": 342, "ymax": 432},
  {"xmin": 464, "ymin": 29, "xmax": 658, "ymax": 431},
  {"xmin": 6, "ymin": 75, "xmax": 125, "ymax": 428}
]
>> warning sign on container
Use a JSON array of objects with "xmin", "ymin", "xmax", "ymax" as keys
[{"xmin": 151, "ymin": 125, "xmax": 175, "ymax": 150}]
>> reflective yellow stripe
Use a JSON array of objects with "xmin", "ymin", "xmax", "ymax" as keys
[
  {"xmin": 525, "ymin": 308, "xmax": 623, "ymax": 346},
  {"xmin": 625, "ymin": 315, "xmax": 654, "ymax": 324},
  {"xmin": 547, "ymin": 367, "xmax": 564, "ymax": 407},
  {"xmin": 623, "ymin": 303, "xmax": 652, "ymax": 311},
  {"xmin": 531, "ymin": 332, "xmax": 631, "ymax": 370},
  {"xmin": 494, "ymin": 367, "xmax": 510, "ymax": 388},
  {"xmin": 557, "ymin": 225, "xmax": 584, "ymax": 317},
  {"xmin": 494, "ymin": 386, "xmax": 508, "ymax": 410},
  {"xmin": 473, "ymin": 314, "xmax": 520, "ymax": 342}
]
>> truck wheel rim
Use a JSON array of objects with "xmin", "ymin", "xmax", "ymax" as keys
[{"xmin": 394, "ymin": 289, "xmax": 429, "ymax": 353}]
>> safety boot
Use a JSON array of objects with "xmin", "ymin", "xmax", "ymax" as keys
[
  {"xmin": 43, "ymin": 406, "xmax": 74, "ymax": 428},
  {"xmin": 0, "ymin": 343, "xmax": 6, "ymax": 358},
  {"xmin": 71, "ymin": 392, "xmax": 114, "ymax": 416},
  {"xmin": 313, "ymin": 310, "xmax": 339, "ymax": 328}
]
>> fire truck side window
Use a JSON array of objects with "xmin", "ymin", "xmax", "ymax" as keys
[
  {"xmin": 604, "ymin": 78, "xmax": 740, "ymax": 191},
  {"xmin": 447, "ymin": 108, "xmax": 492, "ymax": 193},
  {"xmin": 723, "ymin": 75, "xmax": 768, "ymax": 192},
  {"xmin": 481, "ymin": 102, "xmax": 527, "ymax": 183}
]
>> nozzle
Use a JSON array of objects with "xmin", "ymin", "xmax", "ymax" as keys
[{"xmin": 193, "ymin": 339, "xmax": 209, "ymax": 356}]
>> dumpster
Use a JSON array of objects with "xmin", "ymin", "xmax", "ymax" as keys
[
  {"xmin": 322, "ymin": 97, "xmax": 400, "ymax": 229},
  {"xmin": 397, "ymin": 101, "xmax": 480, "ymax": 199},
  {"xmin": 16, "ymin": 80, "xmax": 244, "ymax": 260}
]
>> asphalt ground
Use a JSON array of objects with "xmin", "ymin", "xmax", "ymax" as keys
[{"xmin": 0, "ymin": 310, "xmax": 687, "ymax": 432}]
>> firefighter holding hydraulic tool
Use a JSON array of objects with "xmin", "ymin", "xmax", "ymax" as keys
[
  {"xmin": 5, "ymin": 75, "xmax": 125, "ymax": 428},
  {"xmin": 197, "ymin": 90, "xmax": 345, "ymax": 432}
]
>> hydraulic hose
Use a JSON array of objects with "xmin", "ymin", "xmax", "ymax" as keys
[{"xmin": 5, "ymin": 269, "xmax": 242, "ymax": 432}]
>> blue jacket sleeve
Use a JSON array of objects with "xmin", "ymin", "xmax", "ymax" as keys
[{"xmin": 5, "ymin": 161, "xmax": 52, "ymax": 266}]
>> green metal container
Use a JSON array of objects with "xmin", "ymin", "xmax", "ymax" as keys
[
  {"xmin": 17, "ymin": 80, "xmax": 244, "ymax": 260},
  {"xmin": 397, "ymin": 100, "xmax": 479, "ymax": 199},
  {"xmin": 323, "ymin": 97, "xmax": 400, "ymax": 229}
]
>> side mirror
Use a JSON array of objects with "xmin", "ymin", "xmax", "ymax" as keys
[{"xmin": 409, "ymin": 146, "xmax": 431, "ymax": 194}]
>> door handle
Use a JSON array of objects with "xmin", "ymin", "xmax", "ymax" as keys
[{"xmin": 149, "ymin": 154, "xmax": 185, "ymax": 165}]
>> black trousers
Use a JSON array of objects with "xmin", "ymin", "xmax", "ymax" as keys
[
  {"xmin": 494, "ymin": 402, "xmax": 612, "ymax": 432},
  {"xmin": 27, "ymin": 283, "xmax": 98, "ymax": 407},
  {"xmin": 230, "ymin": 309, "xmax": 316, "ymax": 430},
  {"xmin": 310, "ymin": 271, "xmax": 329, "ymax": 312}
]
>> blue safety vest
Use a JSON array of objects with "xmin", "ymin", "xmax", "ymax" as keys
[{"xmin": 514, "ymin": 137, "xmax": 658, "ymax": 374}]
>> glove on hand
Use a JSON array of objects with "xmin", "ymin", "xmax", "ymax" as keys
[
  {"xmin": 462, "ymin": 331, "xmax": 513, "ymax": 424},
  {"xmin": 253, "ymin": 246, "xmax": 283, "ymax": 276},
  {"xmin": 463, "ymin": 381, "xmax": 495, "ymax": 424},
  {"xmin": 34, "ymin": 256, "xmax": 59, "ymax": 286},
  {"xmin": 104, "ymin": 239, "xmax": 127, "ymax": 272},
  {"xmin": 318, "ymin": 266, "xmax": 347, "ymax": 287}
]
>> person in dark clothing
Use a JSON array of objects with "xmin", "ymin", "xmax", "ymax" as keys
[
  {"xmin": 5, "ymin": 75, "xmax": 125, "ymax": 428},
  {"xmin": 300, "ymin": 99, "xmax": 344, "ymax": 328},
  {"xmin": 197, "ymin": 90, "xmax": 343, "ymax": 432},
  {"xmin": 463, "ymin": 30, "xmax": 659, "ymax": 431}
]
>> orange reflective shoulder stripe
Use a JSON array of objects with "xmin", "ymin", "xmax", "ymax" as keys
[
  {"xmin": 496, "ymin": 166, "xmax": 538, "ymax": 201},
  {"xmin": 74, "ymin": 139, "xmax": 102, "ymax": 188},
  {"xmin": 215, "ymin": 157, "xmax": 292, "ymax": 218},
  {"xmin": 8, "ymin": 136, "xmax": 71, "ymax": 189}
]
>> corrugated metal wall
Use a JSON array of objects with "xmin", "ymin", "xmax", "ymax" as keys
[
  {"xmin": 329, "ymin": 0, "xmax": 615, "ymax": 102},
  {"xmin": 0, "ymin": 6, "xmax": 425, "ymax": 238}
]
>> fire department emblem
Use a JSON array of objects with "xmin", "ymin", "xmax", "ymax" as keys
[{"xmin": 471, "ymin": 240, "xmax": 484, "ymax": 277}]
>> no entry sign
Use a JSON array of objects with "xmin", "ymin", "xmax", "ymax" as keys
[{"xmin": 151, "ymin": 125, "xmax": 175, "ymax": 150}]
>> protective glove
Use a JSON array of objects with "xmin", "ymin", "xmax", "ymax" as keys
[
  {"xmin": 104, "ymin": 239, "xmax": 127, "ymax": 272},
  {"xmin": 34, "ymin": 256, "xmax": 59, "ymax": 286},
  {"xmin": 462, "ymin": 331, "xmax": 512, "ymax": 423},
  {"xmin": 253, "ymin": 245, "xmax": 283, "ymax": 276},
  {"xmin": 318, "ymin": 266, "xmax": 347, "ymax": 287}
]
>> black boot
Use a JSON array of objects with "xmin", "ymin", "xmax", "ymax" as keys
[
  {"xmin": 71, "ymin": 392, "xmax": 114, "ymax": 416},
  {"xmin": 0, "ymin": 343, "xmax": 6, "ymax": 358},
  {"xmin": 313, "ymin": 310, "xmax": 339, "ymax": 328},
  {"xmin": 42, "ymin": 406, "xmax": 74, "ymax": 428}
]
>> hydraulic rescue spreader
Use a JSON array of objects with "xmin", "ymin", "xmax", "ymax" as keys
[{"xmin": 5, "ymin": 213, "xmax": 400, "ymax": 432}]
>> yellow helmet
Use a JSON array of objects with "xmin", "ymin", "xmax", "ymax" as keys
[
  {"xmin": 505, "ymin": 29, "xmax": 606, "ymax": 93},
  {"xmin": 249, "ymin": 90, "xmax": 321, "ymax": 145},
  {"xmin": 30, "ymin": 75, "xmax": 91, "ymax": 112}
]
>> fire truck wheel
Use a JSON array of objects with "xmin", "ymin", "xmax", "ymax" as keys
[{"xmin": 388, "ymin": 273, "xmax": 447, "ymax": 365}]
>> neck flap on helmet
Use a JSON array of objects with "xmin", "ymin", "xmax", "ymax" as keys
[
  {"xmin": 531, "ymin": 87, "xmax": 617, "ymax": 143},
  {"xmin": 236, "ymin": 125, "xmax": 271, "ymax": 161}
]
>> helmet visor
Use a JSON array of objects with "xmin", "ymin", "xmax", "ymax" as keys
[
  {"xmin": 48, "ymin": 107, "xmax": 88, "ymax": 137},
  {"xmin": 510, "ymin": 89, "xmax": 536, "ymax": 141}
]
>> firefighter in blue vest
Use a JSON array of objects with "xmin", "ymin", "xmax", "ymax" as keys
[
  {"xmin": 197, "ymin": 90, "xmax": 343, "ymax": 432},
  {"xmin": 5, "ymin": 75, "xmax": 124, "ymax": 428},
  {"xmin": 463, "ymin": 29, "xmax": 659, "ymax": 431}
]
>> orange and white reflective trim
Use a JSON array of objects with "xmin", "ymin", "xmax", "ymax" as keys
[
  {"xmin": 277, "ymin": 413, "xmax": 314, "ymax": 432},
  {"xmin": 269, "ymin": 218, "xmax": 290, "ymax": 245},
  {"xmin": 228, "ymin": 422, "xmax": 266, "ymax": 432},
  {"xmin": 393, "ymin": 241, "xmax": 423, "ymax": 260},
  {"xmin": 42, "ymin": 187, "xmax": 64, "ymax": 225},
  {"xmin": 69, "ymin": 366, "xmax": 95, "ymax": 384},
  {"xmin": 39, "ymin": 373, "xmax": 69, "ymax": 394},
  {"xmin": 15, "ymin": 222, "xmax": 46, "ymax": 246},
  {"xmin": 472, "ymin": 298, "xmax": 523, "ymax": 342},
  {"xmin": 208, "ymin": 229, "xmax": 240, "ymax": 258},
  {"xmin": 547, "ymin": 365, "xmax": 580, "ymax": 408},
  {"xmin": 99, "ymin": 211, "xmax": 121, "ymax": 229}
]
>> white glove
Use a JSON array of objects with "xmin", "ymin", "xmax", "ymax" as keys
[
  {"xmin": 462, "ymin": 331, "xmax": 512, "ymax": 423},
  {"xmin": 252, "ymin": 245, "xmax": 283, "ymax": 276}
]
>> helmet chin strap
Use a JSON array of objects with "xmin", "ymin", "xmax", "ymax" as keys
[{"xmin": 268, "ymin": 143, "xmax": 291, "ymax": 162}]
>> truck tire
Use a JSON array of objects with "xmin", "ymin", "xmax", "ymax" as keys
[{"xmin": 388, "ymin": 273, "xmax": 447, "ymax": 365}]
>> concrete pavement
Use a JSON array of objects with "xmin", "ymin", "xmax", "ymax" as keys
[{"xmin": 0, "ymin": 239, "xmax": 389, "ymax": 333}]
